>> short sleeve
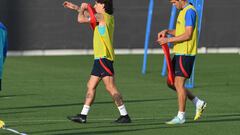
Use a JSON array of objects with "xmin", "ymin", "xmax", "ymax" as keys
[{"xmin": 185, "ymin": 9, "xmax": 196, "ymax": 27}]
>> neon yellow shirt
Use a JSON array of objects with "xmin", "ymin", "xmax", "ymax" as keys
[
  {"xmin": 173, "ymin": 4, "xmax": 198, "ymax": 56},
  {"xmin": 93, "ymin": 13, "xmax": 115, "ymax": 61}
]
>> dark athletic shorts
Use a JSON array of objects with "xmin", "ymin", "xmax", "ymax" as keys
[
  {"xmin": 172, "ymin": 55, "xmax": 195, "ymax": 78},
  {"xmin": 91, "ymin": 58, "xmax": 114, "ymax": 78}
]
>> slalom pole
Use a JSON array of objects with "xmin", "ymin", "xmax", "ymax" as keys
[
  {"xmin": 185, "ymin": 0, "xmax": 205, "ymax": 88},
  {"xmin": 142, "ymin": 0, "xmax": 154, "ymax": 74}
]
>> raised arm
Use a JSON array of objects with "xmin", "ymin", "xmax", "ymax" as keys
[
  {"xmin": 63, "ymin": 1, "xmax": 90, "ymax": 23},
  {"xmin": 77, "ymin": 3, "xmax": 91, "ymax": 23}
]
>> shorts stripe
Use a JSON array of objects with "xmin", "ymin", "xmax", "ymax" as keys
[
  {"xmin": 179, "ymin": 56, "xmax": 189, "ymax": 78},
  {"xmin": 99, "ymin": 58, "xmax": 113, "ymax": 76}
]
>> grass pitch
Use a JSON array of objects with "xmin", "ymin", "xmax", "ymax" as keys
[{"xmin": 0, "ymin": 54, "xmax": 240, "ymax": 135}]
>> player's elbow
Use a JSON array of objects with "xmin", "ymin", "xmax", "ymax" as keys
[
  {"xmin": 77, "ymin": 15, "xmax": 88, "ymax": 23},
  {"xmin": 185, "ymin": 34, "xmax": 193, "ymax": 40}
]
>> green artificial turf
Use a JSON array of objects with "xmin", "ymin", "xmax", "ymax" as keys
[{"xmin": 0, "ymin": 54, "xmax": 239, "ymax": 135}]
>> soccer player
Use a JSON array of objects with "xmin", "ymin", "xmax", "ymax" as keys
[
  {"xmin": 157, "ymin": 0, "xmax": 207, "ymax": 124},
  {"xmin": 65, "ymin": 0, "xmax": 131, "ymax": 123},
  {"xmin": 0, "ymin": 22, "xmax": 8, "ymax": 91}
]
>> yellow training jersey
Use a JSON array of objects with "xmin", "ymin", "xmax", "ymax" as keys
[
  {"xmin": 173, "ymin": 4, "xmax": 198, "ymax": 56},
  {"xmin": 93, "ymin": 13, "xmax": 115, "ymax": 61}
]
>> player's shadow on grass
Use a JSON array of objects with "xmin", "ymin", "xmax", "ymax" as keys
[
  {"xmin": 0, "ymin": 98, "xmax": 176, "ymax": 110},
  {"xmin": 195, "ymin": 82, "xmax": 240, "ymax": 88},
  {"xmin": 29, "ymin": 121, "xmax": 187, "ymax": 135},
  {"xmin": 0, "ymin": 94, "xmax": 38, "ymax": 98},
  {"xmin": 51, "ymin": 127, "xmax": 166, "ymax": 135},
  {"xmin": 187, "ymin": 113, "xmax": 240, "ymax": 124},
  {"xmin": 9, "ymin": 121, "xmax": 61, "ymax": 129},
  {"xmin": 188, "ymin": 117, "xmax": 240, "ymax": 124},
  {"xmin": 0, "ymin": 110, "xmax": 36, "ymax": 115},
  {"xmin": 206, "ymin": 113, "xmax": 240, "ymax": 118}
]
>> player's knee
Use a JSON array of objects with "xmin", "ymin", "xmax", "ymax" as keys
[
  {"xmin": 174, "ymin": 81, "xmax": 186, "ymax": 93},
  {"xmin": 85, "ymin": 91, "xmax": 94, "ymax": 99},
  {"xmin": 105, "ymin": 84, "xmax": 115, "ymax": 92},
  {"xmin": 87, "ymin": 84, "xmax": 96, "ymax": 92},
  {"xmin": 174, "ymin": 81, "xmax": 181, "ymax": 89}
]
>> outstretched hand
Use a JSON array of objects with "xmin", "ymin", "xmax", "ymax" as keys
[{"xmin": 63, "ymin": 1, "xmax": 79, "ymax": 11}]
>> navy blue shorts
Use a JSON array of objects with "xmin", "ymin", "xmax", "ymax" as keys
[
  {"xmin": 172, "ymin": 55, "xmax": 195, "ymax": 78},
  {"xmin": 91, "ymin": 58, "xmax": 114, "ymax": 78}
]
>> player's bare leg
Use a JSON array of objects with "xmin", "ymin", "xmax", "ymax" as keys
[
  {"xmin": 166, "ymin": 76, "xmax": 186, "ymax": 124},
  {"xmin": 175, "ymin": 76, "xmax": 187, "ymax": 113},
  {"xmin": 166, "ymin": 77, "xmax": 207, "ymax": 124},
  {"xmin": 84, "ymin": 75, "xmax": 101, "ymax": 106},
  {"xmin": 102, "ymin": 76, "xmax": 131, "ymax": 123},
  {"xmin": 102, "ymin": 76, "xmax": 123, "ymax": 106},
  {"xmin": 68, "ymin": 75, "xmax": 101, "ymax": 123},
  {"xmin": 168, "ymin": 81, "xmax": 195, "ymax": 100}
]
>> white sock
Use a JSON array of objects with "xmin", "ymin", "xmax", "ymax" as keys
[
  {"xmin": 192, "ymin": 97, "xmax": 204, "ymax": 107},
  {"xmin": 80, "ymin": 105, "xmax": 90, "ymax": 115},
  {"xmin": 118, "ymin": 105, "xmax": 128, "ymax": 116},
  {"xmin": 192, "ymin": 97, "xmax": 200, "ymax": 106},
  {"xmin": 177, "ymin": 111, "xmax": 185, "ymax": 120}
]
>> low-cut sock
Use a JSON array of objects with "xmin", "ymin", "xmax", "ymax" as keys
[
  {"xmin": 177, "ymin": 111, "xmax": 185, "ymax": 120},
  {"xmin": 118, "ymin": 104, "xmax": 128, "ymax": 116},
  {"xmin": 80, "ymin": 105, "xmax": 90, "ymax": 116},
  {"xmin": 192, "ymin": 97, "xmax": 204, "ymax": 107}
]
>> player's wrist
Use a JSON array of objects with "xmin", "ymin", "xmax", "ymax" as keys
[
  {"xmin": 168, "ymin": 37, "xmax": 173, "ymax": 43},
  {"xmin": 77, "ymin": 8, "xmax": 82, "ymax": 12},
  {"xmin": 165, "ymin": 29, "xmax": 169, "ymax": 35},
  {"xmin": 74, "ymin": 6, "xmax": 79, "ymax": 11}
]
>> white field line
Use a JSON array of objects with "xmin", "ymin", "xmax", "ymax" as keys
[{"xmin": 7, "ymin": 48, "xmax": 240, "ymax": 56}]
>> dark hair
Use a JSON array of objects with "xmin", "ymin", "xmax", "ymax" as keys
[{"xmin": 95, "ymin": 0, "xmax": 113, "ymax": 15}]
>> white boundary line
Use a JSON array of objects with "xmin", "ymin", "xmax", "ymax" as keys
[
  {"xmin": 2, "ymin": 127, "xmax": 27, "ymax": 135},
  {"xmin": 7, "ymin": 47, "xmax": 240, "ymax": 56}
]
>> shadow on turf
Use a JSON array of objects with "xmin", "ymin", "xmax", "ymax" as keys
[
  {"xmin": 206, "ymin": 113, "xmax": 240, "ymax": 118},
  {"xmin": 0, "ymin": 94, "xmax": 38, "ymax": 98},
  {"xmin": 28, "ymin": 120, "xmax": 187, "ymax": 135},
  {"xmin": 195, "ymin": 82, "xmax": 240, "ymax": 88},
  {"xmin": 0, "ymin": 110, "xmax": 36, "ymax": 115},
  {"xmin": 0, "ymin": 98, "xmax": 176, "ymax": 110},
  {"xmin": 9, "ymin": 121, "xmax": 61, "ymax": 128},
  {"xmin": 187, "ymin": 113, "xmax": 240, "ymax": 124}
]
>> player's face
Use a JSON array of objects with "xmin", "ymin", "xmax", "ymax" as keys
[
  {"xmin": 170, "ymin": 0, "xmax": 182, "ymax": 9},
  {"xmin": 94, "ymin": 2, "xmax": 105, "ymax": 13}
]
